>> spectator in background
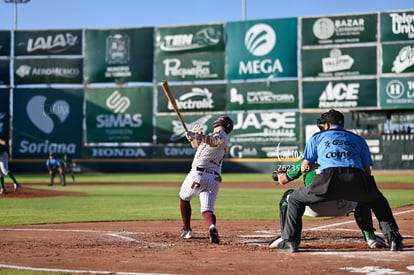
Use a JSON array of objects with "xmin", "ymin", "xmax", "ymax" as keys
[
  {"xmin": 63, "ymin": 154, "xmax": 76, "ymax": 184},
  {"xmin": 46, "ymin": 153, "xmax": 66, "ymax": 186},
  {"xmin": 0, "ymin": 139, "xmax": 21, "ymax": 194}
]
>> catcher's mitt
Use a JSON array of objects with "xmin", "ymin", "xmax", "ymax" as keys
[{"xmin": 272, "ymin": 167, "xmax": 286, "ymax": 182}]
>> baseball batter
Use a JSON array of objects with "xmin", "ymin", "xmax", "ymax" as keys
[
  {"xmin": 179, "ymin": 116, "xmax": 233, "ymax": 244},
  {"xmin": 0, "ymin": 139, "xmax": 21, "ymax": 194},
  {"xmin": 269, "ymin": 158, "xmax": 386, "ymax": 249}
]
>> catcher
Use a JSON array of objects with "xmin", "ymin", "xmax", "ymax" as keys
[
  {"xmin": 269, "ymin": 159, "xmax": 386, "ymax": 249},
  {"xmin": 269, "ymin": 115, "xmax": 387, "ymax": 249}
]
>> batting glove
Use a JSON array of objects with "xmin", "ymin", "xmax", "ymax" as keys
[{"xmin": 186, "ymin": 131, "xmax": 197, "ymax": 142}]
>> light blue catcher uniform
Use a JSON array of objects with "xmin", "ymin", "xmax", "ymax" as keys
[{"xmin": 279, "ymin": 109, "xmax": 403, "ymax": 252}]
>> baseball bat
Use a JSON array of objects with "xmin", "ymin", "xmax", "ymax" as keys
[{"xmin": 161, "ymin": 80, "xmax": 189, "ymax": 132}]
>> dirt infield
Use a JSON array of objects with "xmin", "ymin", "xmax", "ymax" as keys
[{"xmin": 0, "ymin": 182, "xmax": 413, "ymax": 275}]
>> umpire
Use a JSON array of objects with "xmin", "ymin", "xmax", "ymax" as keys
[{"xmin": 278, "ymin": 109, "xmax": 403, "ymax": 252}]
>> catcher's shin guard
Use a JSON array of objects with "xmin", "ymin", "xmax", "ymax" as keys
[{"xmin": 279, "ymin": 189, "xmax": 294, "ymax": 231}]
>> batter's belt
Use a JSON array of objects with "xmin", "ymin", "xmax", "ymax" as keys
[{"xmin": 196, "ymin": 166, "xmax": 220, "ymax": 176}]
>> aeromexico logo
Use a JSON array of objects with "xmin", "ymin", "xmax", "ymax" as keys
[{"xmin": 26, "ymin": 95, "xmax": 70, "ymax": 134}]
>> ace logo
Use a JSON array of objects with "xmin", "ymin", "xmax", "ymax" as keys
[{"xmin": 319, "ymin": 82, "xmax": 359, "ymax": 108}]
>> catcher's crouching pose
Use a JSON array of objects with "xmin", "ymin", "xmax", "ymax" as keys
[
  {"xmin": 179, "ymin": 116, "xmax": 233, "ymax": 244},
  {"xmin": 269, "ymin": 159, "xmax": 387, "ymax": 249}
]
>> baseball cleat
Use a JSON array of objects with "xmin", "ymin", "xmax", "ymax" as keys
[
  {"xmin": 208, "ymin": 225, "xmax": 220, "ymax": 244},
  {"xmin": 268, "ymin": 236, "xmax": 283, "ymax": 249},
  {"xmin": 180, "ymin": 229, "xmax": 193, "ymax": 239},
  {"xmin": 277, "ymin": 240, "xmax": 298, "ymax": 253},
  {"xmin": 0, "ymin": 188, "xmax": 6, "ymax": 194},
  {"xmin": 367, "ymin": 236, "xmax": 387, "ymax": 249},
  {"xmin": 14, "ymin": 183, "xmax": 21, "ymax": 192}
]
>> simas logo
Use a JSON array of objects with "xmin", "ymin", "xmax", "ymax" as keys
[
  {"xmin": 170, "ymin": 116, "xmax": 212, "ymax": 142},
  {"xmin": 160, "ymin": 27, "xmax": 221, "ymax": 52},
  {"xmin": 239, "ymin": 23, "xmax": 283, "ymax": 75},
  {"xmin": 106, "ymin": 90, "xmax": 130, "ymax": 113},
  {"xmin": 26, "ymin": 33, "xmax": 78, "ymax": 53},
  {"xmin": 313, "ymin": 18, "xmax": 335, "ymax": 40},
  {"xmin": 26, "ymin": 95, "xmax": 70, "ymax": 134},
  {"xmin": 319, "ymin": 82, "xmax": 359, "ymax": 108},
  {"xmin": 96, "ymin": 90, "xmax": 142, "ymax": 128},
  {"xmin": 173, "ymin": 87, "xmax": 214, "ymax": 110},
  {"xmin": 106, "ymin": 34, "xmax": 130, "ymax": 64},
  {"xmin": 392, "ymin": 46, "xmax": 414, "ymax": 74},
  {"xmin": 386, "ymin": 80, "xmax": 404, "ymax": 99}
]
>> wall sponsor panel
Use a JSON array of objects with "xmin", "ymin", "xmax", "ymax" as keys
[
  {"xmin": 226, "ymin": 18, "xmax": 298, "ymax": 80},
  {"xmin": 14, "ymin": 58, "xmax": 83, "ymax": 85},
  {"xmin": 302, "ymin": 79, "xmax": 377, "ymax": 109},
  {"xmin": 12, "ymin": 88, "xmax": 83, "ymax": 158},
  {"xmin": 85, "ymin": 28, "xmax": 154, "ymax": 83},
  {"xmin": 14, "ymin": 30, "xmax": 82, "ymax": 56},
  {"xmin": 379, "ymin": 76, "xmax": 414, "ymax": 108},
  {"xmin": 227, "ymin": 80, "xmax": 298, "ymax": 111},
  {"xmin": 85, "ymin": 87, "xmax": 153, "ymax": 144},
  {"xmin": 302, "ymin": 13, "xmax": 377, "ymax": 46},
  {"xmin": 157, "ymin": 83, "xmax": 226, "ymax": 113}
]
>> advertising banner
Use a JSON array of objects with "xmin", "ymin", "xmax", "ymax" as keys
[
  {"xmin": 14, "ymin": 58, "xmax": 83, "ymax": 84},
  {"xmin": 157, "ymin": 83, "xmax": 226, "ymax": 113},
  {"xmin": 302, "ymin": 79, "xmax": 377, "ymax": 109},
  {"xmin": 381, "ymin": 11, "xmax": 414, "ymax": 41},
  {"xmin": 155, "ymin": 24, "xmax": 225, "ymax": 81},
  {"xmin": 226, "ymin": 18, "xmax": 298, "ymax": 80},
  {"xmin": 382, "ymin": 42, "xmax": 414, "ymax": 74},
  {"xmin": 302, "ymin": 13, "xmax": 377, "ymax": 46},
  {"xmin": 301, "ymin": 46, "xmax": 377, "ymax": 77},
  {"xmin": 12, "ymin": 88, "xmax": 84, "ymax": 158},
  {"xmin": 156, "ymin": 24, "xmax": 225, "ymax": 54},
  {"xmin": 85, "ymin": 87, "xmax": 153, "ymax": 143},
  {"xmin": 85, "ymin": 28, "xmax": 154, "ymax": 83},
  {"xmin": 0, "ymin": 31, "xmax": 11, "ymax": 56},
  {"xmin": 83, "ymin": 146, "xmax": 154, "ymax": 159},
  {"xmin": 14, "ymin": 30, "xmax": 82, "ymax": 56},
  {"xmin": 156, "ymin": 113, "xmax": 220, "ymax": 144},
  {"xmin": 227, "ymin": 80, "xmax": 298, "ymax": 110},
  {"xmin": 227, "ymin": 142, "xmax": 301, "ymax": 159},
  {"xmin": 156, "ymin": 51, "xmax": 225, "ymax": 81},
  {"xmin": 229, "ymin": 111, "xmax": 299, "ymax": 143},
  {"xmin": 0, "ymin": 89, "xmax": 10, "ymax": 142},
  {"xmin": 379, "ymin": 77, "xmax": 414, "ymax": 108},
  {"xmin": 0, "ymin": 60, "xmax": 10, "ymax": 85}
]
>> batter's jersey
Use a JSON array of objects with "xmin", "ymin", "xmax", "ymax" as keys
[
  {"xmin": 190, "ymin": 130, "xmax": 228, "ymax": 174},
  {"xmin": 303, "ymin": 126, "xmax": 372, "ymax": 173}
]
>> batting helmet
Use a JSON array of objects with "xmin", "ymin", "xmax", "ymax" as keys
[
  {"xmin": 213, "ymin": 116, "xmax": 234, "ymax": 134},
  {"xmin": 317, "ymin": 109, "xmax": 344, "ymax": 127}
]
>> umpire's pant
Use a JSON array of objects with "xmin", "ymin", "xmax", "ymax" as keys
[{"xmin": 281, "ymin": 167, "xmax": 400, "ymax": 245}]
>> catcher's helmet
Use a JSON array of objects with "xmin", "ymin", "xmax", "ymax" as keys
[
  {"xmin": 213, "ymin": 116, "xmax": 234, "ymax": 134},
  {"xmin": 317, "ymin": 109, "xmax": 344, "ymax": 127}
]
